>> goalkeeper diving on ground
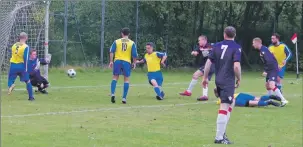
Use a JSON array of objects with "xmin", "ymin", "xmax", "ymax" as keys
[{"xmin": 28, "ymin": 49, "xmax": 51, "ymax": 94}]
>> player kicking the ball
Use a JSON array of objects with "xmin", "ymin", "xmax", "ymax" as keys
[
  {"xmin": 252, "ymin": 38, "xmax": 288, "ymax": 106},
  {"xmin": 8, "ymin": 32, "xmax": 35, "ymax": 101},
  {"xmin": 179, "ymin": 35, "xmax": 215, "ymax": 101},
  {"xmin": 109, "ymin": 27, "xmax": 138, "ymax": 104},
  {"xmin": 203, "ymin": 26, "xmax": 241, "ymax": 144},
  {"xmin": 136, "ymin": 42, "xmax": 167, "ymax": 100}
]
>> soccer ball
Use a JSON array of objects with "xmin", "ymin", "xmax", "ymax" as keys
[{"xmin": 67, "ymin": 69, "xmax": 76, "ymax": 78}]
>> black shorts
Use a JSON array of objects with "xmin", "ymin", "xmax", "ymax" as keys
[
  {"xmin": 216, "ymin": 86, "xmax": 235, "ymax": 104},
  {"xmin": 266, "ymin": 70, "xmax": 278, "ymax": 82},
  {"xmin": 199, "ymin": 65, "xmax": 215, "ymax": 81},
  {"xmin": 30, "ymin": 75, "xmax": 49, "ymax": 87}
]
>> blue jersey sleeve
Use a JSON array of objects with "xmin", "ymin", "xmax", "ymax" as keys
[
  {"xmin": 156, "ymin": 52, "xmax": 167, "ymax": 58},
  {"xmin": 208, "ymin": 44, "xmax": 216, "ymax": 63},
  {"xmin": 23, "ymin": 46, "xmax": 30, "ymax": 72},
  {"xmin": 109, "ymin": 41, "xmax": 116, "ymax": 53},
  {"xmin": 131, "ymin": 43, "xmax": 138, "ymax": 58},
  {"xmin": 284, "ymin": 44, "xmax": 292, "ymax": 62},
  {"xmin": 233, "ymin": 47, "xmax": 241, "ymax": 62}
]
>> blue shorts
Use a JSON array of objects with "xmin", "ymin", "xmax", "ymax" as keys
[
  {"xmin": 147, "ymin": 71, "xmax": 163, "ymax": 86},
  {"xmin": 113, "ymin": 60, "xmax": 131, "ymax": 77},
  {"xmin": 278, "ymin": 66, "xmax": 286, "ymax": 79},
  {"xmin": 266, "ymin": 70, "xmax": 278, "ymax": 82},
  {"xmin": 235, "ymin": 93, "xmax": 255, "ymax": 107},
  {"xmin": 8, "ymin": 63, "xmax": 29, "ymax": 82}
]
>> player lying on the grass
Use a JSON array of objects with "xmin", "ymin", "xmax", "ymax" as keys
[
  {"xmin": 8, "ymin": 32, "xmax": 35, "ymax": 101},
  {"xmin": 252, "ymin": 37, "xmax": 288, "ymax": 107},
  {"xmin": 136, "ymin": 42, "xmax": 167, "ymax": 100},
  {"xmin": 109, "ymin": 27, "xmax": 138, "ymax": 104},
  {"xmin": 28, "ymin": 49, "xmax": 51, "ymax": 94},
  {"xmin": 179, "ymin": 35, "xmax": 215, "ymax": 101},
  {"xmin": 214, "ymin": 88, "xmax": 281, "ymax": 107}
]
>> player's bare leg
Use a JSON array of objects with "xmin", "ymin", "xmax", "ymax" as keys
[
  {"xmin": 197, "ymin": 72, "xmax": 209, "ymax": 101},
  {"xmin": 7, "ymin": 75, "xmax": 16, "ymax": 95},
  {"xmin": 265, "ymin": 82, "xmax": 273, "ymax": 95},
  {"xmin": 8, "ymin": 84, "xmax": 15, "ymax": 95},
  {"xmin": 150, "ymin": 79, "xmax": 163, "ymax": 100},
  {"xmin": 268, "ymin": 81, "xmax": 288, "ymax": 106},
  {"xmin": 122, "ymin": 76, "xmax": 130, "ymax": 104},
  {"xmin": 180, "ymin": 70, "xmax": 202, "ymax": 96},
  {"xmin": 276, "ymin": 76, "xmax": 283, "ymax": 92},
  {"xmin": 26, "ymin": 80, "xmax": 35, "ymax": 101},
  {"xmin": 110, "ymin": 75, "xmax": 119, "ymax": 103}
]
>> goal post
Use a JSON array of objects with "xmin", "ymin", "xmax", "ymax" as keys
[{"xmin": 0, "ymin": 1, "xmax": 49, "ymax": 87}]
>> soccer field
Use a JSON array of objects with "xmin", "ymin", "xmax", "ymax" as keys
[{"xmin": 1, "ymin": 69, "xmax": 302, "ymax": 147}]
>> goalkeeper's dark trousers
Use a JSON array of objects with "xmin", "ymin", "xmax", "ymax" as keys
[{"xmin": 30, "ymin": 74, "xmax": 49, "ymax": 90}]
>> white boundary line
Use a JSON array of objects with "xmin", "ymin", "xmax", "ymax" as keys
[
  {"xmin": 1, "ymin": 82, "xmax": 191, "ymax": 91},
  {"xmin": 1, "ymin": 101, "xmax": 214, "ymax": 118}
]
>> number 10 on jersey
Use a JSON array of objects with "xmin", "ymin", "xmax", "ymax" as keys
[{"xmin": 122, "ymin": 43, "xmax": 127, "ymax": 51}]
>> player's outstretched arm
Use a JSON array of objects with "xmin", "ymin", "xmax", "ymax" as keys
[
  {"xmin": 203, "ymin": 59, "xmax": 212, "ymax": 81},
  {"xmin": 136, "ymin": 59, "xmax": 145, "ymax": 64},
  {"xmin": 234, "ymin": 62, "xmax": 241, "ymax": 88}
]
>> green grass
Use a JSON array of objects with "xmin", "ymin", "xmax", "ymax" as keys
[{"xmin": 1, "ymin": 70, "xmax": 302, "ymax": 147}]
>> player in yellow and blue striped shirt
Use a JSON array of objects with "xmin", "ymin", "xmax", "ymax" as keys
[
  {"xmin": 136, "ymin": 42, "xmax": 167, "ymax": 100},
  {"xmin": 109, "ymin": 28, "xmax": 138, "ymax": 104},
  {"xmin": 8, "ymin": 32, "xmax": 34, "ymax": 101}
]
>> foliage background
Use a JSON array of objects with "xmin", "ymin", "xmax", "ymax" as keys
[{"xmin": 48, "ymin": 1, "xmax": 303, "ymax": 71}]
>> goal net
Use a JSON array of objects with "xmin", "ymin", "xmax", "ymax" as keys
[{"xmin": 0, "ymin": 1, "xmax": 47, "ymax": 88}]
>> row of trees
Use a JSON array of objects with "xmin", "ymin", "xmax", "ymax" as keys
[{"xmin": 48, "ymin": 1, "xmax": 303, "ymax": 71}]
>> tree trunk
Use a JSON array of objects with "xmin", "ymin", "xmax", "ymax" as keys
[
  {"xmin": 301, "ymin": 2, "xmax": 303, "ymax": 39},
  {"xmin": 198, "ymin": 1, "xmax": 206, "ymax": 34},
  {"xmin": 274, "ymin": 1, "xmax": 287, "ymax": 30},
  {"xmin": 240, "ymin": 1, "xmax": 254, "ymax": 69},
  {"xmin": 191, "ymin": 1, "xmax": 199, "ymax": 48},
  {"xmin": 227, "ymin": 2, "xmax": 233, "ymax": 25},
  {"xmin": 220, "ymin": 2, "xmax": 228, "ymax": 40}
]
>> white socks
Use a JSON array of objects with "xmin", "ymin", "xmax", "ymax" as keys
[
  {"xmin": 203, "ymin": 87, "xmax": 208, "ymax": 96},
  {"xmin": 215, "ymin": 110, "xmax": 228, "ymax": 140},
  {"xmin": 267, "ymin": 89, "xmax": 273, "ymax": 95},
  {"xmin": 187, "ymin": 79, "xmax": 198, "ymax": 92},
  {"xmin": 273, "ymin": 87, "xmax": 287, "ymax": 102}
]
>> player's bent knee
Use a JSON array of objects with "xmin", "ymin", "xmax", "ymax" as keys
[
  {"xmin": 150, "ymin": 79, "xmax": 158, "ymax": 87},
  {"xmin": 193, "ymin": 71, "xmax": 202, "ymax": 79},
  {"xmin": 268, "ymin": 81, "xmax": 276, "ymax": 89},
  {"xmin": 219, "ymin": 103, "xmax": 230, "ymax": 110},
  {"xmin": 112, "ymin": 75, "xmax": 119, "ymax": 80}
]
